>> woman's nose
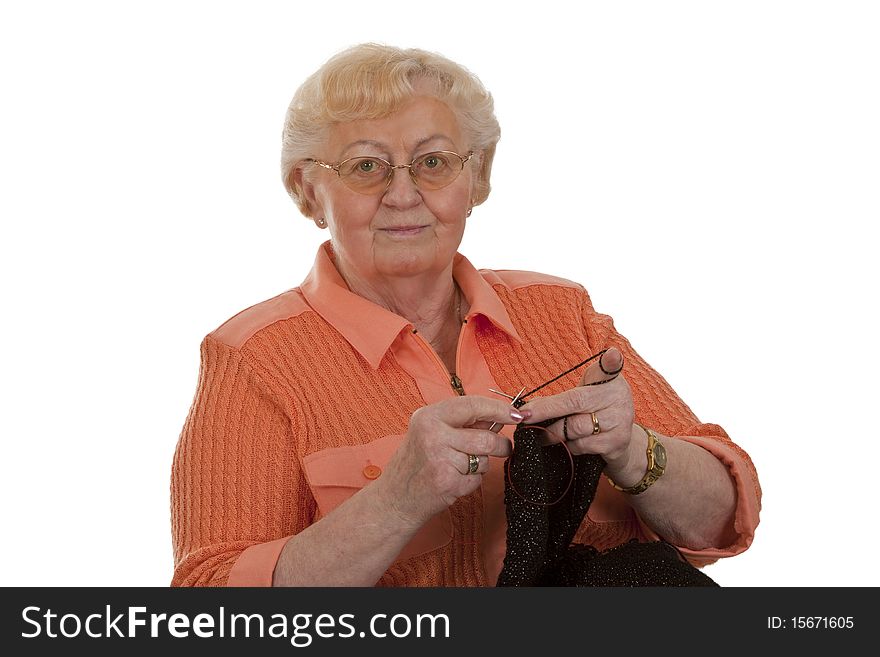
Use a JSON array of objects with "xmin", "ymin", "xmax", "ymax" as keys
[{"xmin": 381, "ymin": 166, "xmax": 422, "ymax": 208}]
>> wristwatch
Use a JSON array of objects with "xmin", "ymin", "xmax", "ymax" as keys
[{"xmin": 607, "ymin": 425, "xmax": 667, "ymax": 495}]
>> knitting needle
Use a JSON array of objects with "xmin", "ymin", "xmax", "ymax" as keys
[
  {"xmin": 488, "ymin": 388, "xmax": 517, "ymax": 400},
  {"xmin": 488, "ymin": 386, "xmax": 527, "ymax": 431}
]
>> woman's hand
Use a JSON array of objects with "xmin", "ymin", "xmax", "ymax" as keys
[
  {"xmin": 377, "ymin": 396, "xmax": 523, "ymax": 528},
  {"xmin": 517, "ymin": 348, "xmax": 642, "ymax": 476}
]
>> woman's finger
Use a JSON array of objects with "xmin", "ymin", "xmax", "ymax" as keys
[
  {"xmin": 517, "ymin": 383, "xmax": 615, "ymax": 424},
  {"xmin": 419, "ymin": 395, "xmax": 526, "ymax": 430},
  {"xmin": 471, "ymin": 419, "xmax": 504, "ymax": 433},
  {"xmin": 581, "ymin": 347, "xmax": 623, "ymax": 385},
  {"xmin": 447, "ymin": 428, "xmax": 513, "ymax": 458}
]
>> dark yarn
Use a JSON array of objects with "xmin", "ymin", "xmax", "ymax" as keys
[{"xmin": 496, "ymin": 419, "xmax": 718, "ymax": 587}]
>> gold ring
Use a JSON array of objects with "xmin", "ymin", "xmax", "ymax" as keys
[
  {"xmin": 590, "ymin": 412, "xmax": 601, "ymax": 435},
  {"xmin": 467, "ymin": 453, "xmax": 480, "ymax": 475}
]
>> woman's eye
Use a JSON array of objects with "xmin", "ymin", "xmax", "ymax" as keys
[
  {"xmin": 419, "ymin": 154, "xmax": 449, "ymax": 171},
  {"xmin": 340, "ymin": 158, "xmax": 388, "ymax": 180}
]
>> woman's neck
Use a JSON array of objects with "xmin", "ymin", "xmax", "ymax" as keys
[{"xmin": 337, "ymin": 260, "xmax": 467, "ymax": 373}]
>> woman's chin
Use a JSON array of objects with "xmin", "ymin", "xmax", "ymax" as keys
[{"xmin": 374, "ymin": 244, "xmax": 440, "ymax": 278}]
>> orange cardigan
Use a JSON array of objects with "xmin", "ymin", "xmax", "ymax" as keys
[{"xmin": 170, "ymin": 242, "xmax": 761, "ymax": 586}]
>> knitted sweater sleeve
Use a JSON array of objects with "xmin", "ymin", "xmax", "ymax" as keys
[
  {"xmin": 170, "ymin": 334, "xmax": 308, "ymax": 586},
  {"xmin": 578, "ymin": 287, "xmax": 762, "ymax": 565}
]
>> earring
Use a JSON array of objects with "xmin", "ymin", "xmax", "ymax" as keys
[
  {"xmin": 316, "ymin": 217, "xmax": 326, "ymax": 228},
  {"xmin": 466, "ymin": 207, "xmax": 473, "ymax": 218}
]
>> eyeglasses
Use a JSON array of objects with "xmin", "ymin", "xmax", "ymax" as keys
[{"xmin": 305, "ymin": 150, "xmax": 474, "ymax": 195}]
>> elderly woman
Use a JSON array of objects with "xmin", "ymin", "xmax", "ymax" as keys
[{"xmin": 170, "ymin": 43, "xmax": 761, "ymax": 587}]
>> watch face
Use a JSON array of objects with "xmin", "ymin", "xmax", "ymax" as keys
[{"xmin": 654, "ymin": 443, "xmax": 668, "ymax": 469}]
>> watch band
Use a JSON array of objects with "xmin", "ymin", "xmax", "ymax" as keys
[{"xmin": 607, "ymin": 425, "xmax": 666, "ymax": 495}]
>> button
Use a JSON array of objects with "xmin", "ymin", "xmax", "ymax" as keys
[{"xmin": 362, "ymin": 464, "xmax": 382, "ymax": 480}]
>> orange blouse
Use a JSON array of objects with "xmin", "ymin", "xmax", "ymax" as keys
[{"xmin": 170, "ymin": 241, "xmax": 761, "ymax": 586}]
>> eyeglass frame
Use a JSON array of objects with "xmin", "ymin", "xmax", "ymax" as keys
[{"xmin": 303, "ymin": 150, "xmax": 475, "ymax": 195}]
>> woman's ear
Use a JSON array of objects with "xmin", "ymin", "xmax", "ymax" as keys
[
  {"xmin": 294, "ymin": 165, "xmax": 330, "ymax": 229},
  {"xmin": 293, "ymin": 164, "xmax": 320, "ymax": 219},
  {"xmin": 471, "ymin": 147, "xmax": 494, "ymax": 206}
]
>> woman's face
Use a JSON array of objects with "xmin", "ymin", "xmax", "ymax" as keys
[{"xmin": 304, "ymin": 95, "xmax": 475, "ymax": 285}]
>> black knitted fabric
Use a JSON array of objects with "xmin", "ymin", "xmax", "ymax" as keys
[{"xmin": 496, "ymin": 419, "xmax": 718, "ymax": 587}]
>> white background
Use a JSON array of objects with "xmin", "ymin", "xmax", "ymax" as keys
[{"xmin": 2, "ymin": 1, "xmax": 877, "ymax": 587}]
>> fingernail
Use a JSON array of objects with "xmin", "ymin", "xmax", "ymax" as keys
[
  {"xmin": 519, "ymin": 409, "xmax": 532, "ymax": 420},
  {"xmin": 510, "ymin": 410, "xmax": 525, "ymax": 421}
]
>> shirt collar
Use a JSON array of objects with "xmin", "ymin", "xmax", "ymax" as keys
[{"xmin": 300, "ymin": 241, "xmax": 522, "ymax": 370}]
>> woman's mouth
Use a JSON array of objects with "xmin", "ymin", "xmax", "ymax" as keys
[{"xmin": 379, "ymin": 225, "xmax": 428, "ymax": 237}]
